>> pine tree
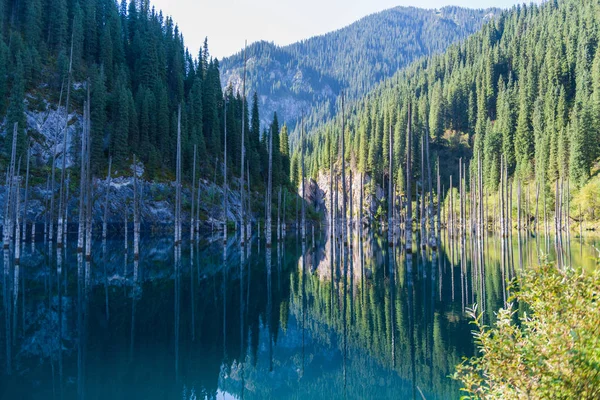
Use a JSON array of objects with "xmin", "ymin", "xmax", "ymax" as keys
[
  {"xmin": 279, "ymin": 123, "xmax": 290, "ymax": 184},
  {"xmin": 429, "ymin": 79, "xmax": 444, "ymax": 143},
  {"xmin": 290, "ymin": 150, "xmax": 300, "ymax": 188},
  {"xmin": 90, "ymin": 66, "xmax": 108, "ymax": 173},
  {"xmin": 515, "ymin": 68, "xmax": 534, "ymax": 179},
  {"xmin": 48, "ymin": 0, "xmax": 68, "ymax": 52},
  {"xmin": 72, "ymin": 2, "xmax": 84, "ymax": 74},
  {"xmin": 569, "ymin": 100, "xmax": 593, "ymax": 187},
  {"xmin": 532, "ymin": 97, "xmax": 546, "ymax": 185},
  {"xmin": 23, "ymin": 0, "xmax": 42, "ymax": 47},
  {"xmin": 249, "ymin": 91, "xmax": 261, "ymax": 179},
  {"xmin": 111, "ymin": 83, "xmax": 130, "ymax": 167},
  {"xmin": 271, "ymin": 112, "xmax": 282, "ymax": 187}
]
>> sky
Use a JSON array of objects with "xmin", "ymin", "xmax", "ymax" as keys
[{"xmin": 150, "ymin": 0, "xmax": 532, "ymax": 60}]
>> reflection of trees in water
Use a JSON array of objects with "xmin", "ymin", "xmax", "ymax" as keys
[
  {"xmin": 1, "ymin": 236, "xmax": 300, "ymax": 399},
  {"xmin": 286, "ymin": 234, "xmax": 533, "ymax": 399},
  {"xmin": 2, "ymin": 233, "xmax": 599, "ymax": 398}
]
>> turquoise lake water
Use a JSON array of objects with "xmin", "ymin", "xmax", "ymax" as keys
[{"xmin": 1, "ymin": 228, "xmax": 598, "ymax": 399}]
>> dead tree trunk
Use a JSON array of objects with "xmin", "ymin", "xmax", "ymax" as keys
[
  {"xmin": 329, "ymin": 135, "xmax": 333, "ymax": 236},
  {"xmin": 22, "ymin": 142, "xmax": 31, "ymax": 243},
  {"xmin": 283, "ymin": 188, "xmax": 286, "ymax": 235},
  {"xmin": 405, "ymin": 103, "xmax": 412, "ymax": 253},
  {"xmin": 340, "ymin": 92, "xmax": 347, "ymax": 245},
  {"xmin": 175, "ymin": 105, "xmax": 182, "ymax": 244},
  {"xmin": 190, "ymin": 145, "xmax": 197, "ymax": 241},
  {"xmin": 14, "ymin": 173, "xmax": 21, "ymax": 264},
  {"xmin": 84, "ymin": 96, "xmax": 92, "ymax": 261},
  {"xmin": 223, "ymin": 96, "xmax": 228, "ymax": 244},
  {"xmin": 359, "ymin": 172, "xmax": 363, "ymax": 237},
  {"xmin": 301, "ymin": 119, "xmax": 306, "ymax": 241},
  {"xmin": 517, "ymin": 179, "xmax": 521, "ymax": 232},
  {"xmin": 388, "ymin": 125, "xmax": 393, "ymax": 245},
  {"xmin": 266, "ymin": 127, "xmax": 273, "ymax": 247},
  {"xmin": 102, "ymin": 156, "xmax": 112, "ymax": 241},
  {"xmin": 436, "ymin": 156, "xmax": 441, "ymax": 236},
  {"xmin": 240, "ymin": 43, "xmax": 247, "ymax": 246},
  {"xmin": 247, "ymin": 161, "xmax": 251, "ymax": 239},
  {"xmin": 57, "ymin": 31, "xmax": 74, "ymax": 249},
  {"xmin": 349, "ymin": 168, "xmax": 353, "ymax": 246},
  {"xmin": 77, "ymin": 102, "xmax": 88, "ymax": 253},
  {"xmin": 133, "ymin": 154, "xmax": 139, "ymax": 260},
  {"xmin": 277, "ymin": 186, "xmax": 281, "ymax": 241}
]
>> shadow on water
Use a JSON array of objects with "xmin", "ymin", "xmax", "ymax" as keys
[{"xmin": 1, "ymin": 227, "xmax": 599, "ymax": 399}]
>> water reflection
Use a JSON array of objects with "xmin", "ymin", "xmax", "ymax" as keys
[{"xmin": 0, "ymin": 229, "xmax": 598, "ymax": 399}]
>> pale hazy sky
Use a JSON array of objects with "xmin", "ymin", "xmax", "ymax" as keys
[{"xmin": 150, "ymin": 0, "xmax": 531, "ymax": 60}]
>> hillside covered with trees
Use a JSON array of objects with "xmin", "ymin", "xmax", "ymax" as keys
[
  {"xmin": 300, "ymin": 0, "xmax": 600, "ymax": 221},
  {"xmin": 220, "ymin": 6, "xmax": 499, "ymax": 137},
  {"xmin": 0, "ymin": 0, "xmax": 290, "ymax": 191}
]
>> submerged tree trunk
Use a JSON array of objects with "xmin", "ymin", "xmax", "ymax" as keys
[
  {"xmin": 14, "ymin": 173, "xmax": 21, "ymax": 264},
  {"xmin": 21, "ymin": 141, "xmax": 31, "ymax": 244},
  {"xmin": 102, "ymin": 157, "xmax": 113, "ymax": 241},
  {"xmin": 329, "ymin": 132, "xmax": 333, "ymax": 237},
  {"xmin": 301, "ymin": 119, "xmax": 306, "ymax": 241},
  {"xmin": 175, "ymin": 105, "xmax": 182, "ymax": 244},
  {"xmin": 77, "ymin": 101, "xmax": 88, "ymax": 253},
  {"xmin": 405, "ymin": 103, "xmax": 412, "ymax": 253},
  {"xmin": 240, "ymin": 43, "xmax": 247, "ymax": 246},
  {"xmin": 436, "ymin": 157, "xmax": 441, "ymax": 236},
  {"xmin": 57, "ymin": 32, "xmax": 74, "ymax": 249},
  {"xmin": 247, "ymin": 161, "xmax": 251, "ymax": 239},
  {"xmin": 349, "ymin": 169, "xmax": 353, "ymax": 246},
  {"xmin": 223, "ymin": 97, "xmax": 228, "ymax": 244},
  {"xmin": 3, "ymin": 129, "xmax": 13, "ymax": 247},
  {"xmin": 340, "ymin": 93, "xmax": 347, "ymax": 245},
  {"xmin": 191, "ymin": 145, "xmax": 197, "ymax": 241},
  {"xmin": 277, "ymin": 186, "xmax": 281, "ymax": 241},
  {"xmin": 388, "ymin": 125, "xmax": 393, "ymax": 245},
  {"xmin": 283, "ymin": 188, "xmax": 286, "ymax": 235},
  {"xmin": 84, "ymin": 96, "xmax": 92, "ymax": 261},
  {"xmin": 359, "ymin": 172, "xmax": 363, "ymax": 236},
  {"xmin": 133, "ymin": 154, "xmax": 140, "ymax": 260},
  {"xmin": 49, "ymin": 81, "xmax": 65, "ymax": 243},
  {"xmin": 266, "ymin": 126, "xmax": 273, "ymax": 247}
]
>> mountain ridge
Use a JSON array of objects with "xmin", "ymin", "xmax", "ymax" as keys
[{"xmin": 220, "ymin": 5, "xmax": 500, "ymax": 134}]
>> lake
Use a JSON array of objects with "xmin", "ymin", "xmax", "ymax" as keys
[{"xmin": 1, "ymin": 227, "xmax": 598, "ymax": 399}]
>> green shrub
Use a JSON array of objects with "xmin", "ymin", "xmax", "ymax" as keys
[
  {"xmin": 454, "ymin": 264, "xmax": 600, "ymax": 399},
  {"xmin": 571, "ymin": 176, "xmax": 600, "ymax": 222}
]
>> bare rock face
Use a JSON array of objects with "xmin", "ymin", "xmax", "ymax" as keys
[
  {"xmin": 304, "ymin": 178, "xmax": 326, "ymax": 214},
  {"xmin": 303, "ymin": 171, "xmax": 383, "ymax": 223},
  {"xmin": 18, "ymin": 93, "xmax": 83, "ymax": 169},
  {"xmin": 221, "ymin": 54, "xmax": 337, "ymax": 130},
  {"xmin": 1, "ymin": 162, "xmax": 250, "ymax": 229}
]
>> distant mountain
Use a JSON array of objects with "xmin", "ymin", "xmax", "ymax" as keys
[{"xmin": 220, "ymin": 6, "xmax": 499, "ymax": 133}]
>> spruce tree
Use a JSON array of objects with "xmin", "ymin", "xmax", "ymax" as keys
[
  {"xmin": 279, "ymin": 123, "xmax": 290, "ymax": 184},
  {"xmin": 90, "ymin": 66, "xmax": 108, "ymax": 173},
  {"xmin": 111, "ymin": 84, "xmax": 130, "ymax": 167}
]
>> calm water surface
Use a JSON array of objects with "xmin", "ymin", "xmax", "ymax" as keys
[{"xmin": 1, "ymin": 228, "xmax": 598, "ymax": 399}]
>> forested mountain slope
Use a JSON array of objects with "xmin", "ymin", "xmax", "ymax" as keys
[
  {"xmin": 0, "ymin": 0, "xmax": 290, "ymax": 191},
  {"xmin": 299, "ymin": 0, "xmax": 600, "ymax": 216},
  {"xmin": 221, "ymin": 6, "xmax": 498, "ymax": 134}
]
